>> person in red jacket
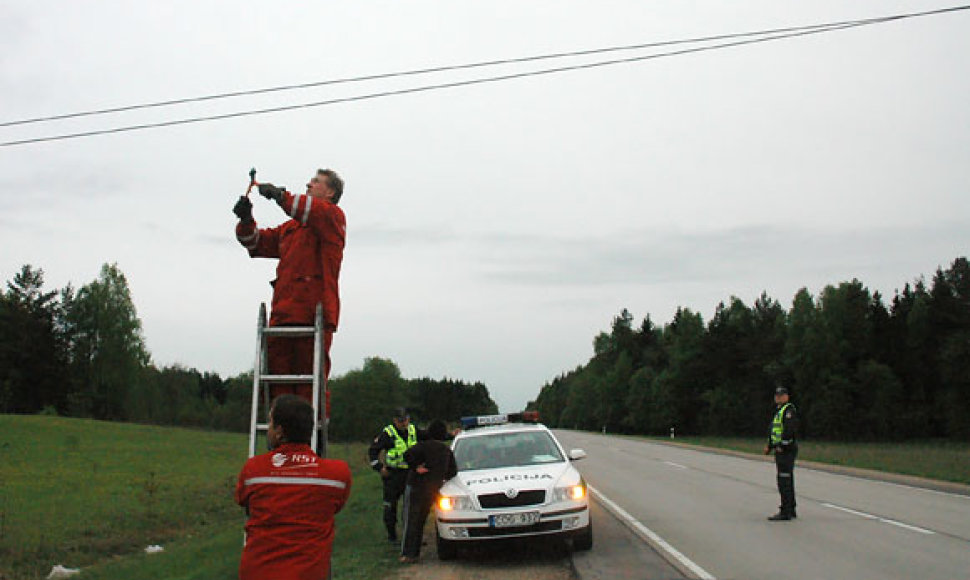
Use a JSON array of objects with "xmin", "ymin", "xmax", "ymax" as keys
[
  {"xmin": 232, "ymin": 169, "xmax": 346, "ymax": 407},
  {"xmin": 236, "ymin": 394, "xmax": 352, "ymax": 580}
]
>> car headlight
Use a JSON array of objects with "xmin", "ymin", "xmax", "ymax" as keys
[
  {"xmin": 437, "ymin": 495, "xmax": 474, "ymax": 511},
  {"xmin": 553, "ymin": 484, "xmax": 586, "ymax": 502}
]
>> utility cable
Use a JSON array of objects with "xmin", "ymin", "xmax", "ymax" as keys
[
  {"xmin": 0, "ymin": 14, "xmax": 894, "ymax": 129},
  {"xmin": 2, "ymin": 4, "xmax": 967, "ymax": 148}
]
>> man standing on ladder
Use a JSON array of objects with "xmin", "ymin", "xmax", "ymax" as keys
[{"xmin": 232, "ymin": 168, "xmax": 346, "ymax": 412}]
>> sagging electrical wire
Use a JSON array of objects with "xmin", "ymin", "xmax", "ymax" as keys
[
  {"xmin": 0, "ymin": 13, "xmax": 907, "ymax": 129},
  {"xmin": 1, "ymin": 4, "xmax": 967, "ymax": 148}
]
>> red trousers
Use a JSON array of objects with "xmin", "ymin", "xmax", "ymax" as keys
[{"xmin": 267, "ymin": 329, "xmax": 333, "ymax": 417}]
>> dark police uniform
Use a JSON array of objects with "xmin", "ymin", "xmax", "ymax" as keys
[
  {"xmin": 767, "ymin": 389, "xmax": 799, "ymax": 520},
  {"xmin": 367, "ymin": 417, "xmax": 427, "ymax": 541}
]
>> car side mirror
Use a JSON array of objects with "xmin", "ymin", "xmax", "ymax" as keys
[{"xmin": 567, "ymin": 449, "xmax": 587, "ymax": 461}]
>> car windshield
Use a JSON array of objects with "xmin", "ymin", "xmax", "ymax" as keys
[{"xmin": 453, "ymin": 430, "xmax": 565, "ymax": 471}]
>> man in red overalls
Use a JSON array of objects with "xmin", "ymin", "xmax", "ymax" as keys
[
  {"xmin": 236, "ymin": 394, "xmax": 352, "ymax": 580},
  {"xmin": 233, "ymin": 169, "xmax": 346, "ymax": 409}
]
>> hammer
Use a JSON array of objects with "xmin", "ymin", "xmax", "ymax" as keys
[{"xmin": 245, "ymin": 167, "xmax": 258, "ymax": 197}]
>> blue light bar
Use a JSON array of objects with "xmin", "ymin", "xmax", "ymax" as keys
[
  {"xmin": 459, "ymin": 411, "xmax": 540, "ymax": 429},
  {"xmin": 460, "ymin": 414, "xmax": 509, "ymax": 429}
]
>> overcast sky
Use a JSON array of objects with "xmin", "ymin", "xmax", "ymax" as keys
[{"xmin": 2, "ymin": 1, "xmax": 968, "ymax": 413}]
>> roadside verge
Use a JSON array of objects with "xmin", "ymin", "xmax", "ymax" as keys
[{"xmin": 640, "ymin": 437, "xmax": 970, "ymax": 497}]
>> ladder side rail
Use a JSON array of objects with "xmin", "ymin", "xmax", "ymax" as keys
[
  {"xmin": 248, "ymin": 303, "xmax": 268, "ymax": 458},
  {"xmin": 260, "ymin": 320, "xmax": 270, "ymax": 449},
  {"xmin": 311, "ymin": 303, "xmax": 324, "ymax": 457}
]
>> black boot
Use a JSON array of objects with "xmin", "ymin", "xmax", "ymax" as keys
[{"xmin": 768, "ymin": 511, "xmax": 792, "ymax": 521}]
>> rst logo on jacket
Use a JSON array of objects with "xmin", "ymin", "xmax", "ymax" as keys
[{"xmin": 465, "ymin": 473, "xmax": 553, "ymax": 486}]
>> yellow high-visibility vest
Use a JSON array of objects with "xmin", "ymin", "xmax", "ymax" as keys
[{"xmin": 384, "ymin": 424, "xmax": 417, "ymax": 468}]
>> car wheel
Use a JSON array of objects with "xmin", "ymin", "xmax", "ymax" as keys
[
  {"xmin": 436, "ymin": 532, "xmax": 458, "ymax": 560},
  {"xmin": 572, "ymin": 522, "xmax": 593, "ymax": 551}
]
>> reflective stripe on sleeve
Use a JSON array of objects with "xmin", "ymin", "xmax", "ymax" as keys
[
  {"xmin": 244, "ymin": 476, "xmax": 347, "ymax": 489},
  {"xmin": 300, "ymin": 196, "xmax": 312, "ymax": 225},
  {"xmin": 238, "ymin": 229, "xmax": 259, "ymax": 250}
]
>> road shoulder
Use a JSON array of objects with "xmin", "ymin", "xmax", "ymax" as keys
[{"xmin": 571, "ymin": 496, "xmax": 686, "ymax": 580}]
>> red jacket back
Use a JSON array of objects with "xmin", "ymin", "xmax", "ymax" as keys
[{"xmin": 236, "ymin": 443, "xmax": 352, "ymax": 580}]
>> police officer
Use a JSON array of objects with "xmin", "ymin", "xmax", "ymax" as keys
[
  {"xmin": 368, "ymin": 408, "xmax": 426, "ymax": 542},
  {"xmin": 764, "ymin": 385, "xmax": 799, "ymax": 521}
]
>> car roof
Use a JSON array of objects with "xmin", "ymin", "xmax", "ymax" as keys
[{"xmin": 455, "ymin": 422, "xmax": 552, "ymax": 440}]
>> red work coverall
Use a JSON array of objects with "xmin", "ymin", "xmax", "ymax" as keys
[
  {"xmin": 236, "ymin": 191, "xmax": 346, "ymax": 406},
  {"xmin": 236, "ymin": 442, "xmax": 352, "ymax": 580}
]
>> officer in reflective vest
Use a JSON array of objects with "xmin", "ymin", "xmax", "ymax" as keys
[
  {"xmin": 764, "ymin": 385, "xmax": 799, "ymax": 521},
  {"xmin": 367, "ymin": 408, "xmax": 425, "ymax": 542}
]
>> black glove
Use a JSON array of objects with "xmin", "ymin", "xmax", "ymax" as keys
[
  {"xmin": 233, "ymin": 196, "xmax": 253, "ymax": 222},
  {"xmin": 258, "ymin": 183, "xmax": 285, "ymax": 203}
]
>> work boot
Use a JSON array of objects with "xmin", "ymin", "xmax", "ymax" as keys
[{"xmin": 767, "ymin": 511, "xmax": 792, "ymax": 521}]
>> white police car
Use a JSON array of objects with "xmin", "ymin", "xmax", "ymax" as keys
[{"xmin": 434, "ymin": 412, "xmax": 591, "ymax": 560}]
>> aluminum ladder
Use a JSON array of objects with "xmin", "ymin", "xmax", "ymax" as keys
[{"xmin": 247, "ymin": 302, "xmax": 328, "ymax": 458}]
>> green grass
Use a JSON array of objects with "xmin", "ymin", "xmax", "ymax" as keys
[
  {"xmin": 654, "ymin": 435, "xmax": 970, "ymax": 485},
  {"xmin": 0, "ymin": 416, "xmax": 398, "ymax": 580}
]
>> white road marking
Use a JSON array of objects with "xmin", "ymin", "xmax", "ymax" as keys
[
  {"xmin": 589, "ymin": 485, "xmax": 716, "ymax": 580},
  {"xmin": 822, "ymin": 503, "xmax": 935, "ymax": 535},
  {"xmin": 663, "ymin": 461, "xmax": 688, "ymax": 469}
]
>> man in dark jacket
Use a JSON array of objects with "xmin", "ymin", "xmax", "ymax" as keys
[
  {"xmin": 764, "ymin": 385, "xmax": 799, "ymax": 521},
  {"xmin": 400, "ymin": 419, "xmax": 458, "ymax": 563}
]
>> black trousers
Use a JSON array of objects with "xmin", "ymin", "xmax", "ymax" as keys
[
  {"xmin": 401, "ymin": 483, "xmax": 438, "ymax": 558},
  {"xmin": 775, "ymin": 448, "xmax": 797, "ymax": 514},
  {"xmin": 382, "ymin": 469, "xmax": 408, "ymax": 537}
]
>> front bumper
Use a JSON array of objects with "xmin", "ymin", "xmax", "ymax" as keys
[{"xmin": 435, "ymin": 503, "xmax": 589, "ymax": 541}]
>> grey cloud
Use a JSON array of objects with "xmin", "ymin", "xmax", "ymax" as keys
[
  {"xmin": 351, "ymin": 223, "xmax": 462, "ymax": 246},
  {"xmin": 0, "ymin": 166, "xmax": 130, "ymax": 211},
  {"xmin": 195, "ymin": 233, "xmax": 228, "ymax": 246},
  {"xmin": 468, "ymin": 223, "xmax": 970, "ymax": 287}
]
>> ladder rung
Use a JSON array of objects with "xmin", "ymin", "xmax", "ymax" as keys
[
  {"xmin": 259, "ymin": 374, "xmax": 315, "ymax": 383},
  {"xmin": 256, "ymin": 423, "xmax": 325, "ymax": 431},
  {"xmin": 263, "ymin": 326, "xmax": 316, "ymax": 336}
]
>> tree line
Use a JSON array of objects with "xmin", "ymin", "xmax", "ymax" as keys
[
  {"xmin": 530, "ymin": 257, "xmax": 970, "ymax": 442},
  {"xmin": 328, "ymin": 357, "xmax": 498, "ymax": 441},
  {"xmin": 0, "ymin": 263, "xmax": 497, "ymax": 436}
]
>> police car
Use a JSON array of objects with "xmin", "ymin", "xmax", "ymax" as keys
[{"xmin": 434, "ymin": 412, "xmax": 592, "ymax": 560}]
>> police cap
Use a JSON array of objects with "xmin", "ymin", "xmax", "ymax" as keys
[
  {"xmin": 392, "ymin": 407, "xmax": 410, "ymax": 420},
  {"xmin": 774, "ymin": 386, "xmax": 789, "ymax": 396}
]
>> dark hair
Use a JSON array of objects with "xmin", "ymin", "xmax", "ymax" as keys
[
  {"xmin": 428, "ymin": 419, "xmax": 448, "ymax": 441},
  {"xmin": 271, "ymin": 394, "xmax": 314, "ymax": 444},
  {"xmin": 318, "ymin": 168, "xmax": 344, "ymax": 204}
]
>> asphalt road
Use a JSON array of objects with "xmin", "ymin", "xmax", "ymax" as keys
[
  {"xmin": 555, "ymin": 430, "xmax": 970, "ymax": 580},
  {"xmin": 391, "ymin": 466, "xmax": 685, "ymax": 580}
]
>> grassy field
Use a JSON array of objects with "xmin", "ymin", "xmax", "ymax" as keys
[
  {"xmin": 655, "ymin": 436, "xmax": 970, "ymax": 485},
  {"xmin": 0, "ymin": 416, "xmax": 398, "ymax": 580}
]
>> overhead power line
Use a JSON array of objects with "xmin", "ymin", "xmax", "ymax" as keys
[
  {"xmin": 2, "ymin": 4, "xmax": 967, "ymax": 148},
  {"xmin": 0, "ymin": 14, "xmax": 906, "ymax": 129}
]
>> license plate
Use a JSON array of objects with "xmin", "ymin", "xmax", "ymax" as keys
[{"xmin": 489, "ymin": 511, "xmax": 540, "ymax": 528}]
